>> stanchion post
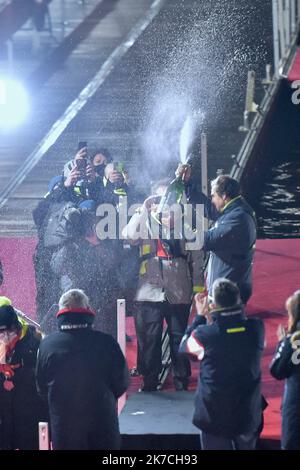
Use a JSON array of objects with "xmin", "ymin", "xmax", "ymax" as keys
[
  {"xmin": 278, "ymin": 0, "xmax": 286, "ymax": 59},
  {"xmin": 291, "ymin": 0, "xmax": 296, "ymax": 33},
  {"xmin": 39, "ymin": 422, "xmax": 50, "ymax": 450},
  {"xmin": 201, "ymin": 133, "xmax": 208, "ymax": 231},
  {"xmin": 117, "ymin": 299, "xmax": 126, "ymax": 415}
]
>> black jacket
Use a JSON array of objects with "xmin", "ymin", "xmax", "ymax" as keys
[
  {"xmin": 36, "ymin": 324, "xmax": 129, "ymax": 450},
  {"xmin": 0, "ymin": 320, "xmax": 47, "ymax": 449},
  {"xmin": 51, "ymin": 238, "xmax": 100, "ymax": 296},
  {"xmin": 180, "ymin": 307, "xmax": 264, "ymax": 438},
  {"xmin": 204, "ymin": 196, "xmax": 256, "ymax": 304},
  {"xmin": 270, "ymin": 324, "xmax": 300, "ymax": 450},
  {"xmin": 50, "ymin": 238, "xmax": 120, "ymax": 337}
]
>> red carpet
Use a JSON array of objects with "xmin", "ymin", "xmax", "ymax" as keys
[
  {"xmin": 125, "ymin": 239, "xmax": 300, "ymax": 442},
  {"xmin": 288, "ymin": 47, "xmax": 300, "ymax": 82},
  {"xmin": 0, "ymin": 238, "xmax": 37, "ymax": 317},
  {"xmin": 1, "ymin": 237, "xmax": 300, "ymax": 442},
  {"xmin": 247, "ymin": 239, "xmax": 300, "ymax": 439}
]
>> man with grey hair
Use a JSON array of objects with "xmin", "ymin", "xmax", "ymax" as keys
[
  {"xmin": 179, "ymin": 278, "xmax": 264, "ymax": 450},
  {"xmin": 206, "ymin": 175, "xmax": 256, "ymax": 304},
  {"xmin": 58, "ymin": 288, "xmax": 90, "ymax": 310},
  {"xmin": 174, "ymin": 169, "xmax": 256, "ymax": 304},
  {"xmin": 36, "ymin": 289, "xmax": 129, "ymax": 450}
]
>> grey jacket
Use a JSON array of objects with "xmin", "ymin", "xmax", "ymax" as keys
[{"xmin": 122, "ymin": 208, "xmax": 205, "ymax": 304}]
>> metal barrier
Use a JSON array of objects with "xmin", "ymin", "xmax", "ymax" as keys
[
  {"xmin": 234, "ymin": 1, "xmax": 300, "ymax": 179},
  {"xmin": 117, "ymin": 298, "xmax": 126, "ymax": 414}
]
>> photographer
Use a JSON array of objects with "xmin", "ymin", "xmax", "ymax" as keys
[
  {"xmin": 102, "ymin": 161, "xmax": 132, "ymax": 205},
  {"xmin": 90, "ymin": 147, "xmax": 113, "ymax": 181},
  {"xmin": 61, "ymin": 143, "xmax": 102, "ymax": 205},
  {"xmin": 32, "ymin": 175, "xmax": 69, "ymax": 322},
  {"xmin": 50, "ymin": 203, "xmax": 120, "ymax": 338},
  {"xmin": 63, "ymin": 145, "xmax": 121, "ymax": 206},
  {"xmin": 50, "ymin": 205, "xmax": 99, "ymax": 305}
]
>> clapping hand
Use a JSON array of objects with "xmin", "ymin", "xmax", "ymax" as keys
[
  {"xmin": 277, "ymin": 324, "xmax": 286, "ymax": 341},
  {"xmin": 194, "ymin": 293, "xmax": 209, "ymax": 317}
]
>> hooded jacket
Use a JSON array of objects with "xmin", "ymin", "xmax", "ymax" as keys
[
  {"xmin": 36, "ymin": 309, "xmax": 129, "ymax": 450},
  {"xmin": 0, "ymin": 315, "xmax": 47, "ymax": 449}
]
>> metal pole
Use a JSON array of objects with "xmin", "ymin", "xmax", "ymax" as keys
[
  {"xmin": 278, "ymin": 0, "xmax": 286, "ymax": 60},
  {"xmin": 200, "ymin": 133, "xmax": 208, "ymax": 196},
  {"xmin": 266, "ymin": 63, "xmax": 272, "ymax": 83},
  {"xmin": 272, "ymin": 0, "xmax": 280, "ymax": 78},
  {"xmin": 117, "ymin": 299, "xmax": 126, "ymax": 415},
  {"xmin": 201, "ymin": 133, "xmax": 208, "ymax": 231},
  {"xmin": 285, "ymin": 0, "xmax": 291, "ymax": 48},
  {"xmin": 60, "ymin": 0, "xmax": 67, "ymax": 38},
  {"xmin": 245, "ymin": 70, "xmax": 256, "ymax": 113},
  {"xmin": 117, "ymin": 299, "xmax": 126, "ymax": 355},
  {"xmin": 291, "ymin": 0, "xmax": 296, "ymax": 34},
  {"xmin": 298, "ymin": 0, "xmax": 300, "ymax": 22}
]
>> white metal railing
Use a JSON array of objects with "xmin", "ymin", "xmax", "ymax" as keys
[
  {"xmin": 238, "ymin": 1, "xmax": 300, "ymax": 134},
  {"xmin": 117, "ymin": 299, "xmax": 126, "ymax": 415},
  {"xmin": 273, "ymin": 0, "xmax": 300, "ymax": 78}
]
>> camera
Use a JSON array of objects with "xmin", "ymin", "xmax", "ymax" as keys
[{"xmin": 76, "ymin": 158, "xmax": 87, "ymax": 171}]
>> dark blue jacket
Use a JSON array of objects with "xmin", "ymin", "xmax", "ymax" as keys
[
  {"xmin": 204, "ymin": 196, "xmax": 256, "ymax": 304},
  {"xmin": 180, "ymin": 307, "xmax": 264, "ymax": 438},
  {"xmin": 270, "ymin": 324, "xmax": 300, "ymax": 450},
  {"xmin": 36, "ymin": 325, "xmax": 129, "ymax": 450}
]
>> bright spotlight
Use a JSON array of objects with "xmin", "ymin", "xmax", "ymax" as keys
[{"xmin": 0, "ymin": 77, "xmax": 29, "ymax": 129}]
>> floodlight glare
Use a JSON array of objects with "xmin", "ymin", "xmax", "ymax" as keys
[{"xmin": 0, "ymin": 77, "xmax": 29, "ymax": 129}]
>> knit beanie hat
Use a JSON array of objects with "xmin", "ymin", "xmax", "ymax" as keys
[
  {"xmin": 56, "ymin": 307, "xmax": 95, "ymax": 329},
  {"xmin": 0, "ymin": 297, "xmax": 18, "ymax": 330}
]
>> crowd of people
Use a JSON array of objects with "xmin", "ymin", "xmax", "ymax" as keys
[
  {"xmin": 0, "ymin": 144, "xmax": 299, "ymax": 450},
  {"xmin": 32, "ymin": 144, "xmax": 141, "ymax": 337}
]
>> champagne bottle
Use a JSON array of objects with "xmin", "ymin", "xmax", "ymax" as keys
[
  {"xmin": 157, "ymin": 175, "xmax": 185, "ymax": 214},
  {"xmin": 113, "ymin": 162, "xmax": 127, "ymax": 196}
]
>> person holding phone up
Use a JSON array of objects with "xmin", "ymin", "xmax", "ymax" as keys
[{"xmin": 64, "ymin": 143, "xmax": 96, "ymax": 192}]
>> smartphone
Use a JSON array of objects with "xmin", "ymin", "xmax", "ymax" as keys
[
  {"xmin": 113, "ymin": 162, "xmax": 125, "ymax": 174},
  {"xmin": 76, "ymin": 158, "xmax": 87, "ymax": 171},
  {"xmin": 78, "ymin": 141, "xmax": 87, "ymax": 151}
]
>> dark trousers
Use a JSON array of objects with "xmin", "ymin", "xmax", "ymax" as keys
[
  {"xmin": 134, "ymin": 301, "xmax": 191, "ymax": 385},
  {"xmin": 200, "ymin": 431, "xmax": 257, "ymax": 450}
]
